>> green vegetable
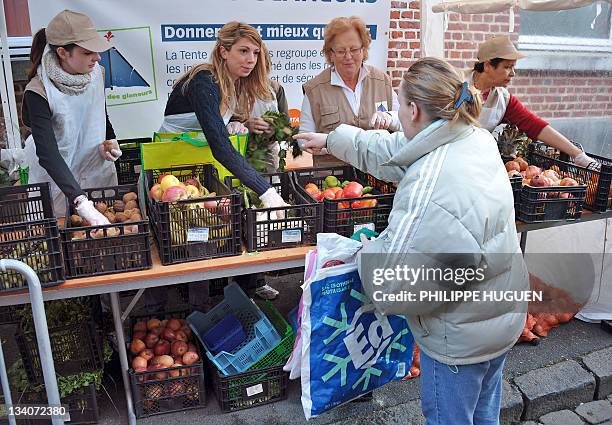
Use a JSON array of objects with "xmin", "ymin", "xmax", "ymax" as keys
[
  {"xmin": 249, "ymin": 111, "xmax": 302, "ymax": 172},
  {"xmin": 324, "ymin": 175, "xmax": 339, "ymax": 188},
  {"xmin": 496, "ymin": 124, "xmax": 532, "ymax": 158},
  {"xmin": 17, "ymin": 297, "xmax": 94, "ymax": 333},
  {"xmin": 362, "ymin": 186, "xmax": 373, "ymax": 194},
  {"xmin": 237, "ymin": 184, "xmax": 264, "ymax": 209}
]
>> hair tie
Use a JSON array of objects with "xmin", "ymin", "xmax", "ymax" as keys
[{"xmin": 454, "ymin": 81, "xmax": 473, "ymax": 109}]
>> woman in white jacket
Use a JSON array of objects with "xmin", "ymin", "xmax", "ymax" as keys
[{"xmin": 295, "ymin": 57, "xmax": 528, "ymax": 425}]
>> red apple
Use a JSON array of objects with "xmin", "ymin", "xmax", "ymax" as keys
[{"xmin": 154, "ymin": 339, "xmax": 171, "ymax": 356}]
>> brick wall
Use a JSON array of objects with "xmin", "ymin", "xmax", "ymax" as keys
[{"xmin": 388, "ymin": 3, "xmax": 612, "ymax": 120}]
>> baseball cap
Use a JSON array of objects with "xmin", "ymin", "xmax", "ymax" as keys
[
  {"xmin": 477, "ymin": 36, "xmax": 525, "ymax": 62},
  {"xmin": 46, "ymin": 10, "xmax": 112, "ymax": 52}
]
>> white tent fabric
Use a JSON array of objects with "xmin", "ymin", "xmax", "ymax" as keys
[{"xmin": 432, "ymin": 0, "xmax": 611, "ymax": 14}]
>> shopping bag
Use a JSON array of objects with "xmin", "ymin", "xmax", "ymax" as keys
[
  {"xmin": 299, "ymin": 233, "xmax": 413, "ymax": 419},
  {"xmin": 142, "ymin": 132, "xmax": 248, "ymax": 180}
]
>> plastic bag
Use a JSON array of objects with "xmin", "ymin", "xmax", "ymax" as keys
[{"xmin": 297, "ymin": 233, "xmax": 413, "ymax": 419}]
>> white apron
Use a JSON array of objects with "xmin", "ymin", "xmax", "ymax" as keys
[
  {"xmin": 22, "ymin": 51, "xmax": 116, "ymax": 216},
  {"xmin": 466, "ymin": 71, "xmax": 509, "ymax": 132}
]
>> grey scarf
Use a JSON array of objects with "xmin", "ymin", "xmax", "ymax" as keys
[{"xmin": 41, "ymin": 49, "xmax": 92, "ymax": 96}]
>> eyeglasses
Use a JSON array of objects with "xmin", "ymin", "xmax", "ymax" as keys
[{"xmin": 330, "ymin": 46, "xmax": 363, "ymax": 58}]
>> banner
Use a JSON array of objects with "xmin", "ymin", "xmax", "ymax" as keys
[{"xmin": 28, "ymin": 0, "xmax": 391, "ymax": 138}]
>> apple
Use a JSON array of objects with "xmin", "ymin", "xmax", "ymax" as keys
[
  {"xmin": 514, "ymin": 157, "xmax": 529, "ymax": 171},
  {"xmin": 559, "ymin": 177, "xmax": 579, "ymax": 186},
  {"xmin": 144, "ymin": 333, "xmax": 159, "ymax": 349},
  {"xmin": 160, "ymin": 175, "xmax": 182, "ymax": 193},
  {"xmin": 505, "ymin": 161, "xmax": 520, "ymax": 172},
  {"xmin": 154, "ymin": 339, "xmax": 171, "ymax": 356},
  {"xmin": 162, "ymin": 186, "xmax": 188, "ymax": 202},
  {"xmin": 525, "ymin": 166, "xmax": 542, "ymax": 179},
  {"xmin": 530, "ymin": 175, "xmax": 550, "ymax": 187},
  {"xmin": 149, "ymin": 184, "xmax": 163, "ymax": 201},
  {"xmin": 184, "ymin": 184, "xmax": 200, "ymax": 199}
]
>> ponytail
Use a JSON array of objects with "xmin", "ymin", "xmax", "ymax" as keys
[
  {"xmin": 27, "ymin": 28, "xmax": 47, "ymax": 81},
  {"xmin": 451, "ymin": 82, "xmax": 482, "ymax": 126}
]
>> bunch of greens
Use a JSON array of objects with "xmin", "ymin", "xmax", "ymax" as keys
[
  {"xmin": 237, "ymin": 184, "xmax": 264, "ymax": 209},
  {"xmin": 496, "ymin": 124, "xmax": 532, "ymax": 158},
  {"xmin": 17, "ymin": 297, "xmax": 94, "ymax": 333},
  {"xmin": 248, "ymin": 111, "xmax": 302, "ymax": 172}
]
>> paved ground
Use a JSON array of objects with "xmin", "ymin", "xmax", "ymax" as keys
[{"xmin": 2, "ymin": 271, "xmax": 611, "ymax": 425}]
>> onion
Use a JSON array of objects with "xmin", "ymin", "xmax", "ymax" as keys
[{"xmin": 182, "ymin": 351, "xmax": 199, "ymax": 366}]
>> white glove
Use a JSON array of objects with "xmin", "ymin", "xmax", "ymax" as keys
[
  {"xmin": 259, "ymin": 188, "xmax": 290, "ymax": 219},
  {"xmin": 292, "ymin": 133, "xmax": 328, "ymax": 155},
  {"xmin": 98, "ymin": 139, "xmax": 122, "ymax": 162},
  {"xmin": 74, "ymin": 195, "xmax": 110, "ymax": 226},
  {"xmin": 226, "ymin": 121, "xmax": 249, "ymax": 135},
  {"xmin": 574, "ymin": 151, "xmax": 601, "ymax": 171}
]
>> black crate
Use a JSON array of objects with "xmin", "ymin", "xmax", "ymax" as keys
[
  {"xmin": 0, "ymin": 305, "xmax": 23, "ymax": 325},
  {"xmin": 517, "ymin": 185, "xmax": 587, "ymax": 223},
  {"xmin": 292, "ymin": 166, "xmax": 395, "ymax": 237},
  {"xmin": 145, "ymin": 164, "xmax": 241, "ymax": 265},
  {"xmin": 528, "ymin": 143, "xmax": 612, "ymax": 212},
  {"xmin": 18, "ymin": 383, "xmax": 99, "ymax": 425},
  {"xmin": 225, "ymin": 173, "xmax": 322, "ymax": 252},
  {"xmin": 510, "ymin": 175, "xmax": 522, "ymax": 208},
  {"xmin": 115, "ymin": 137, "xmax": 151, "ymax": 185},
  {"xmin": 128, "ymin": 310, "xmax": 206, "ymax": 418},
  {"xmin": 15, "ymin": 321, "xmax": 104, "ymax": 384},
  {"xmin": 0, "ymin": 183, "xmax": 55, "ymax": 224},
  {"xmin": 61, "ymin": 184, "xmax": 152, "ymax": 278},
  {"xmin": 211, "ymin": 363, "xmax": 288, "ymax": 413},
  {"xmin": 0, "ymin": 220, "xmax": 65, "ymax": 292},
  {"xmin": 0, "ymin": 184, "xmax": 65, "ymax": 292}
]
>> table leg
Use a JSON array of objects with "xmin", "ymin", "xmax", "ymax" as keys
[
  {"xmin": 520, "ymin": 232, "xmax": 528, "ymax": 254},
  {"xmin": 110, "ymin": 292, "xmax": 137, "ymax": 425}
]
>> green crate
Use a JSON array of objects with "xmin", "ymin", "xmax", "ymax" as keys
[
  {"xmin": 211, "ymin": 300, "xmax": 294, "ymax": 412},
  {"xmin": 248, "ymin": 300, "xmax": 295, "ymax": 370}
]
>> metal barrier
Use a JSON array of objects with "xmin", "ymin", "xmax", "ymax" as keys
[{"xmin": 0, "ymin": 259, "xmax": 64, "ymax": 425}]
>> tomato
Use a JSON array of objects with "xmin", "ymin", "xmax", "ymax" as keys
[
  {"xmin": 342, "ymin": 181, "xmax": 364, "ymax": 198},
  {"xmin": 329, "ymin": 186, "xmax": 343, "ymax": 195},
  {"xmin": 351, "ymin": 200, "xmax": 367, "ymax": 209},
  {"xmin": 305, "ymin": 183, "xmax": 319, "ymax": 192},
  {"xmin": 335, "ymin": 189, "xmax": 345, "ymax": 199},
  {"xmin": 322, "ymin": 188, "xmax": 337, "ymax": 200},
  {"xmin": 314, "ymin": 192, "xmax": 324, "ymax": 202}
]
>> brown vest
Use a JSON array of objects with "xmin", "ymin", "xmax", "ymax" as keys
[{"xmin": 303, "ymin": 65, "xmax": 394, "ymax": 167}]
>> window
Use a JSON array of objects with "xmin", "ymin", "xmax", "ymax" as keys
[{"xmin": 518, "ymin": 3, "xmax": 612, "ymax": 52}]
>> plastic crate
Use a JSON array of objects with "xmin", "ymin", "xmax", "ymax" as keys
[
  {"xmin": 127, "ymin": 310, "xmax": 206, "ymax": 418},
  {"xmin": 202, "ymin": 314, "xmax": 246, "ymax": 355},
  {"xmin": 0, "ymin": 305, "xmax": 23, "ymax": 325},
  {"xmin": 528, "ymin": 143, "xmax": 612, "ymax": 212},
  {"xmin": 15, "ymin": 321, "xmax": 104, "ymax": 384},
  {"xmin": 187, "ymin": 282, "xmax": 281, "ymax": 376},
  {"xmin": 0, "ymin": 183, "xmax": 55, "ymax": 224},
  {"xmin": 114, "ymin": 137, "xmax": 151, "ymax": 185},
  {"xmin": 517, "ymin": 184, "xmax": 587, "ymax": 223},
  {"xmin": 145, "ymin": 164, "xmax": 241, "ymax": 265},
  {"xmin": 510, "ymin": 175, "xmax": 522, "ymax": 208},
  {"xmin": 211, "ymin": 300, "xmax": 293, "ymax": 412},
  {"xmin": 292, "ymin": 166, "xmax": 395, "ymax": 237},
  {"xmin": 19, "ymin": 383, "xmax": 99, "ymax": 425},
  {"xmin": 61, "ymin": 184, "xmax": 152, "ymax": 278},
  {"xmin": 225, "ymin": 173, "xmax": 322, "ymax": 252}
]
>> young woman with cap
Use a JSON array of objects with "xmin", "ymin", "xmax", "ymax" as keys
[
  {"xmin": 20, "ymin": 9, "xmax": 120, "ymax": 222},
  {"xmin": 295, "ymin": 57, "xmax": 528, "ymax": 425},
  {"xmin": 469, "ymin": 36, "xmax": 599, "ymax": 169}
]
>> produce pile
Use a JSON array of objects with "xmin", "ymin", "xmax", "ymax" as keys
[
  {"xmin": 69, "ymin": 191, "xmax": 142, "ymax": 240},
  {"xmin": 517, "ymin": 275, "xmax": 580, "ymax": 343},
  {"xmin": 505, "ymin": 157, "xmax": 582, "ymax": 193},
  {"xmin": 302, "ymin": 175, "xmax": 377, "ymax": 208},
  {"xmin": 0, "ymin": 237, "xmax": 54, "ymax": 284},
  {"xmin": 496, "ymin": 124, "xmax": 531, "ymax": 158},
  {"xmin": 149, "ymin": 174, "xmax": 233, "ymax": 246},
  {"xmin": 248, "ymin": 111, "xmax": 301, "ymax": 173},
  {"xmin": 129, "ymin": 317, "xmax": 201, "ymax": 380}
]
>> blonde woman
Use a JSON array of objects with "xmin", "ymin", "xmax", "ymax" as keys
[
  {"xmin": 160, "ymin": 22, "xmax": 286, "ymax": 208},
  {"xmin": 296, "ymin": 57, "xmax": 528, "ymax": 425}
]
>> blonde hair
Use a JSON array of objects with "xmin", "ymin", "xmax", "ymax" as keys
[
  {"xmin": 322, "ymin": 16, "xmax": 371, "ymax": 65},
  {"xmin": 401, "ymin": 57, "xmax": 482, "ymax": 126},
  {"xmin": 176, "ymin": 22, "xmax": 272, "ymax": 120}
]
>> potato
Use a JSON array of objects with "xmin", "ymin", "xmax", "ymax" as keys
[
  {"xmin": 81, "ymin": 219, "xmax": 91, "ymax": 227},
  {"xmin": 104, "ymin": 211, "xmax": 116, "ymax": 223},
  {"xmin": 122, "ymin": 192, "xmax": 138, "ymax": 203},
  {"xmin": 95, "ymin": 202, "xmax": 107, "ymax": 214},
  {"xmin": 115, "ymin": 212, "xmax": 128, "ymax": 223},
  {"xmin": 70, "ymin": 214, "xmax": 83, "ymax": 226},
  {"xmin": 71, "ymin": 231, "xmax": 86, "ymax": 240},
  {"xmin": 128, "ymin": 213, "xmax": 143, "ymax": 222},
  {"xmin": 113, "ymin": 200, "xmax": 125, "ymax": 212},
  {"xmin": 125, "ymin": 200, "xmax": 138, "ymax": 211}
]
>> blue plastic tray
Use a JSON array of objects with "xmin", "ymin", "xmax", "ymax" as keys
[
  {"xmin": 202, "ymin": 314, "xmax": 245, "ymax": 355},
  {"xmin": 188, "ymin": 282, "xmax": 281, "ymax": 376}
]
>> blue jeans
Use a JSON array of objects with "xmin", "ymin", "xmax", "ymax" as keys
[{"xmin": 420, "ymin": 349, "xmax": 508, "ymax": 425}]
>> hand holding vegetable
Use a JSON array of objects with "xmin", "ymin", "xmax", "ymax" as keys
[
  {"xmin": 98, "ymin": 139, "xmax": 122, "ymax": 161},
  {"xmin": 245, "ymin": 117, "xmax": 274, "ymax": 136},
  {"xmin": 226, "ymin": 121, "xmax": 248, "ymax": 135}
]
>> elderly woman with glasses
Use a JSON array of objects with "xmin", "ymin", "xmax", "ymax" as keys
[{"xmin": 299, "ymin": 16, "xmax": 400, "ymax": 167}]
